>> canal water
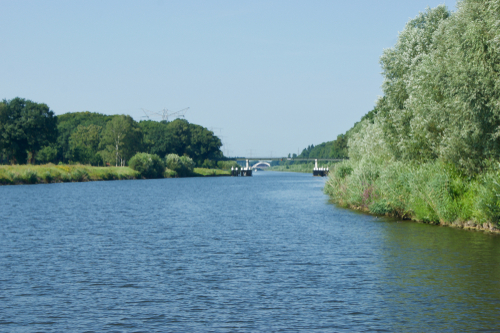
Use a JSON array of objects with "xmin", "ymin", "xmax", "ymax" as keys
[{"xmin": 1, "ymin": 172, "xmax": 499, "ymax": 332}]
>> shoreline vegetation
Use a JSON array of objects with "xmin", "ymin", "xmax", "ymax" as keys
[
  {"xmin": 1, "ymin": 95, "xmax": 239, "ymax": 184},
  {"xmin": 325, "ymin": 161, "xmax": 500, "ymax": 234},
  {"xmin": 324, "ymin": 1, "xmax": 500, "ymax": 234},
  {"xmin": 0, "ymin": 104, "xmax": 224, "ymax": 168},
  {"xmin": 0, "ymin": 164, "xmax": 230, "ymax": 186},
  {"xmin": 267, "ymin": 161, "xmax": 338, "ymax": 173}
]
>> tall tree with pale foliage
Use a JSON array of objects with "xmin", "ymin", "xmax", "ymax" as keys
[
  {"xmin": 99, "ymin": 115, "xmax": 142, "ymax": 166},
  {"xmin": 352, "ymin": 0, "xmax": 500, "ymax": 175}
]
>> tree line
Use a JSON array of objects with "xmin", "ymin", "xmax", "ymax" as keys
[
  {"xmin": 0, "ymin": 97, "xmax": 223, "ymax": 166},
  {"xmin": 302, "ymin": 0, "xmax": 500, "ymax": 173},
  {"xmin": 346, "ymin": 0, "xmax": 500, "ymax": 175},
  {"xmin": 293, "ymin": 134, "xmax": 348, "ymax": 160}
]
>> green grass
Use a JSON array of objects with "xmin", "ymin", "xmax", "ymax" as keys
[
  {"xmin": 324, "ymin": 160, "xmax": 500, "ymax": 231},
  {"xmin": 267, "ymin": 162, "xmax": 338, "ymax": 173},
  {"xmin": 0, "ymin": 164, "xmax": 140, "ymax": 185},
  {"xmin": 0, "ymin": 164, "xmax": 231, "ymax": 185},
  {"xmin": 193, "ymin": 168, "xmax": 231, "ymax": 177}
]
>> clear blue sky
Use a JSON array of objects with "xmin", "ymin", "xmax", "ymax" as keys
[{"xmin": 1, "ymin": 0, "xmax": 456, "ymax": 157}]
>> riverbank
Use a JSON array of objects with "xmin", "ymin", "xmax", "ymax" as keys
[
  {"xmin": 0, "ymin": 165, "xmax": 230, "ymax": 185},
  {"xmin": 267, "ymin": 165, "xmax": 311, "ymax": 173},
  {"xmin": 324, "ymin": 160, "xmax": 500, "ymax": 234},
  {"xmin": 192, "ymin": 168, "xmax": 231, "ymax": 177},
  {"xmin": 267, "ymin": 162, "xmax": 337, "ymax": 173}
]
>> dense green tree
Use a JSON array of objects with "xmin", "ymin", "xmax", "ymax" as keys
[
  {"xmin": 186, "ymin": 123, "xmax": 222, "ymax": 164},
  {"xmin": 139, "ymin": 120, "xmax": 173, "ymax": 157},
  {"xmin": 139, "ymin": 118, "xmax": 223, "ymax": 165},
  {"xmin": 56, "ymin": 112, "xmax": 112, "ymax": 162},
  {"xmin": 366, "ymin": 0, "xmax": 500, "ymax": 174},
  {"xmin": 0, "ymin": 97, "xmax": 57, "ymax": 164},
  {"xmin": 405, "ymin": 0, "xmax": 500, "ymax": 173},
  {"xmin": 37, "ymin": 145, "xmax": 58, "ymax": 164},
  {"xmin": 378, "ymin": 5, "xmax": 451, "ymax": 161},
  {"xmin": 165, "ymin": 119, "xmax": 192, "ymax": 156},
  {"xmin": 295, "ymin": 135, "xmax": 348, "ymax": 160},
  {"xmin": 1, "ymin": 100, "xmax": 224, "ymax": 166},
  {"xmin": 331, "ymin": 134, "xmax": 348, "ymax": 158},
  {"xmin": 69, "ymin": 124, "xmax": 102, "ymax": 165}
]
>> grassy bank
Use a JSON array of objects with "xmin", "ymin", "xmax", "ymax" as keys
[
  {"xmin": 0, "ymin": 164, "xmax": 140, "ymax": 185},
  {"xmin": 325, "ymin": 160, "xmax": 500, "ymax": 233},
  {"xmin": 193, "ymin": 168, "xmax": 231, "ymax": 177},
  {"xmin": 267, "ymin": 162, "xmax": 337, "ymax": 173},
  {"xmin": 0, "ymin": 164, "xmax": 230, "ymax": 185},
  {"xmin": 320, "ymin": 2, "xmax": 500, "ymax": 235}
]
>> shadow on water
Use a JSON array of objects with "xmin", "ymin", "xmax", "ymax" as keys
[{"xmin": 372, "ymin": 218, "xmax": 500, "ymax": 331}]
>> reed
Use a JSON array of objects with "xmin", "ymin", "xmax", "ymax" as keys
[{"xmin": 325, "ymin": 160, "xmax": 500, "ymax": 229}]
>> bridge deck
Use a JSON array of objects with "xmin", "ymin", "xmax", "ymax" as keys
[{"xmin": 231, "ymin": 158, "xmax": 346, "ymax": 162}]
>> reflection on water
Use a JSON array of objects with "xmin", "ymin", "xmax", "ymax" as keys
[
  {"xmin": 378, "ymin": 221, "xmax": 500, "ymax": 331},
  {"xmin": 0, "ymin": 172, "xmax": 499, "ymax": 331}
]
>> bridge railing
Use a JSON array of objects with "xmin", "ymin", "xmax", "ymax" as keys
[{"xmin": 230, "ymin": 158, "xmax": 347, "ymax": 162}]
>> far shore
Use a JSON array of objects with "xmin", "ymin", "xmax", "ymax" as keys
[{"xmin": 0, "ymin": 164, "xmax": 230, "ymax": 186}]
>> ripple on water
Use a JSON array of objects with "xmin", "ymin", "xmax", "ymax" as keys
[{"xmin": 0, "ymin": 173, "xmax": 499, "ymax": 331}]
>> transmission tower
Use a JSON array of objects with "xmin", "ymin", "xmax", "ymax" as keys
[{"xmin": 141, "ymin": 107, "xmax": 189, "ymax": 121}]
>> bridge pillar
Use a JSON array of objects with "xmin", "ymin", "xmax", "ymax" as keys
[
  {"xmin": 313, "ymin": 159, "xmax": 328, "ymax": 177},
  {"xmin": 231, "ymin": 166, "xmax": 240, "ymax": 176},
  {"xmin": 239, "ymin": 159, "xmax": 252, "ymax": 176}
]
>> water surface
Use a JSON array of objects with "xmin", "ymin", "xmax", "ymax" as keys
[{"xmin": 1, "ymin": 172, "xmax": 499, "ymax": 331}]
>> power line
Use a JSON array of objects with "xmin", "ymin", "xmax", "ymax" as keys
[{"xmin": 141, "ymin": 107, "xmax": 189, "ymax": 121}]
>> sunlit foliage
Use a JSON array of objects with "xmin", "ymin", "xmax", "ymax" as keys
[
  {"xmin": 0, "ymin": 98, "xmax": 57, "ymax": 164},
  {"xmin": 326, "ymin": 0, "xmax": 500, "ymax": 228},
  {"xmin": 128, "ymin": 152, "xmax": 165, "ymax": 179}
]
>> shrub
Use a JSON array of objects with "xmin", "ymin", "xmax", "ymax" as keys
[
  {"xmin": 165, "ymin": 154, "xmax": 194, "ymax": 177},
  {"xmin": 475, "ymin": 172, "xmax": 500, "ymax": 224},
  {"xmin": 164, "ymin": 168, "xmax": 177, "ymax": 178},
  {"xmin": 71, "ymin": 169, "xmax": 89, "ymax": 182},
  {"xmin": 22, "ymin": 169, "xmax": 38, "ymax": 184},
  {"xmin": 165, "ymin": 154, "xmax": 181, "ymax": 171},
  {"xmin": 0, "ymin": 170, "xmax": 12, "ymax": 185},
  {"xmin": 335, "ymin": 163, "xmax": 353, "ymax": 179},
  {"xmin": 129, "ymin": 153, "xmax": 165, "ymax": 179},
  {"xmin": 60, "ymin": 172, "xmax": 71, "ymax": 182},
  {"xmin": 41, "ymin": 171, "xmax": 53, "ymax": 183},
  {"xmin": 369, "ymin": 199, "xmax": 394, "ymax": 215},
  {"xmin": 37, "ymin": 146, "xmax": 58, "ymax": 164},
  {"xmin": 217, "ymin": 161, "xmax": 239, "ymax": 170},
  {"xmin": 178, "ymin": 156, "xmax": 195, "ymax": 176},
  {"xmin": 201, "ymin": 159, "xmax": 217, "ymax": 169},
  {"xmin": 9, "ymin": 171, "xmax": 21, "ymax": 183},
  {"xmin": 101, "ymin": 171, "xmax": 115, "ymax": 180}
]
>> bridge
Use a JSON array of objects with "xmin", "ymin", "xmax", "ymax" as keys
[
  {"xmin": 251, "ymin": 161, "xmax": 271, "ymax": 169},
  {"xmin": 227, "ymin": 157, "xmax": 345, "ymax": 176},
  {"xmin": 235, "ymin": 158, "xmax": 344, "ymax": 168}
]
